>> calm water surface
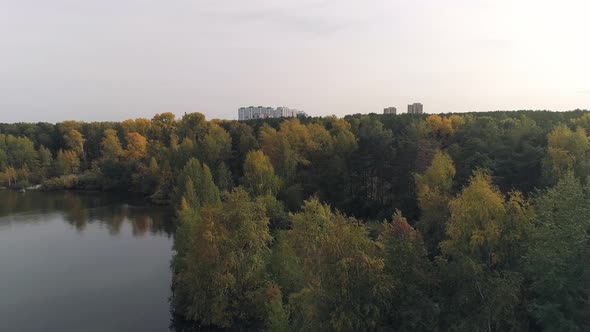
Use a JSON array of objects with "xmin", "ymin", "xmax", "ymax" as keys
[{"xmin": 0, "ymin": 190, "xmax": 175, "ymax": 332}]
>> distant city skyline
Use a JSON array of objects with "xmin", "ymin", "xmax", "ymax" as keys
[
  {"xmin": 1, "ymin": 1, "xmax": 589, "ymax": 123},
  {"xmin": 238, "ymin": 105, "xmax": 306, "ymax": 121}
]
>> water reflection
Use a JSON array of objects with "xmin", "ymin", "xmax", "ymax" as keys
[
  {"xmin": 0, "ymin": 190, "xmax": 175, "ymax": 236},
  {"xmin": 0, "ymin": 190, "xmax": 217, "ymax": 331},
  {"xmin": 0, "ymin": 190, "xmax": 175, "ymax": 331}
]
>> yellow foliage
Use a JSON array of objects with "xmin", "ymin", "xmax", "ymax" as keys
[
  {"xmin": 426, "ymin": 115, "xmax": 452, "ymax": 137},
  {"xmin": 425, "ymin": 114, "xmax": 464, "ymax": 138},
  {"xmin": 415, "ymin": 150, "xmax": 455, "ymax": 194},
  {"xmin": 125, "ymin": 132, "xmax": 148, "ymax": 161},
  {"xmin": 63, "ymin": 129, "xmax": 85, "ymax": 156},
  {"xmin": 100, "ymin": 129, "xmax": 124, "ymax": 160},
  {"xmin": 442, "ymin": 171, "xmax": 533, "ymax": 267},
  {"xmin": 3, "ymin": 166, "xmax": 17, "ymax": 186},
  {"xmin": 121, "ymin": 118, "xmax": 152, "ymax": 136},
  {"xmin": 179, "ymin": 197, "xmax": 189, "ymax": 212},
  {"xmin": 259, "ymin": 124, "xmax": 280, "ymax": 163},
  {"xmin": 546, "ymin": 125, "xmax": 590, "ymax": 179},
  {"xmin": 242, "ymin": 150, "xmax": 280, "ymax": 196}
]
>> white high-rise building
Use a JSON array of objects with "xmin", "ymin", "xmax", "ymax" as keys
[
  {"xmin": 383, "ymin": 107, "xmax": 397, "ymax": 115},
  {"xmin": 238, "ymin": 106, "xmax": 273, "ymax": 120},
  {"xmin": 238, "ymin": 106, "xmax": 307, "ymax": 121},
  {"xmin": 407, "ymin": 103, "xmax": 423, "ymax": 114},
  {"xmin": 275, "ymin": 106, "xmax": 295, "ymax": 117}
]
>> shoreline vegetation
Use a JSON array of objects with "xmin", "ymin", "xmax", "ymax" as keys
[{"xmin": 2, "ymin": 110, "xmax": 590, "ymax": 330}]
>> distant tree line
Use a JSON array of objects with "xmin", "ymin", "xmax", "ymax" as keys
[{"xmin": 1, "ymin": 110, "xmax": 589, "ymax": 330}]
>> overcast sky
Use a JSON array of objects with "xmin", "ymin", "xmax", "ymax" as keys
[{"xmin": 1, "ymin": 0, "xmax": 589, "ymax": 123}]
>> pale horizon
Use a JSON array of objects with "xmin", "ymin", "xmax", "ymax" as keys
[{"xmin": 1, "ymin": 0, "xmax": 589, "ymax": 123}]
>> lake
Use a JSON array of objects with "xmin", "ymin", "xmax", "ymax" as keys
[{"xmin": 0, "ymin": 190, "xmax": 176, "ymax": 332}]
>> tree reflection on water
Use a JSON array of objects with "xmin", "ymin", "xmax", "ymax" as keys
[{"xmin": 0, "ymin": 190, "xmax": 175, "ymax": 236}]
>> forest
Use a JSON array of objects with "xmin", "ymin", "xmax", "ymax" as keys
[{"xmin": 1, "ymin": 110, "xmax": 589, "ymax": 331}]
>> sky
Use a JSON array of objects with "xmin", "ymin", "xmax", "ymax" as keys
[{"xmin": 1, "ymin": 0, "xmax": 589, "ymax": 123}]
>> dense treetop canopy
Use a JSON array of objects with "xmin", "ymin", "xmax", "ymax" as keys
[{"xmin": 1, "ymin": 110, "xmax": 589, "ymax": 330}]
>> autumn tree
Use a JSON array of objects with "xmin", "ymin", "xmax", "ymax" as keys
[
  {"xmin": 3, "ymin": 166, "xmax": 17, "ymax": 187},
  {"xmin": 172, "ymin": 188, "xmax": 285, "ymax": 329},
  {"xmin": 7, "ymin": 108, "xmax": 590, "ymax": 330},
  {"xmin": 63, "ymin": 129, "xmax": 85, "ymax": 157},
  {"xmin": 241, "ymin": 150, "xmax": 280, "ymax": 197},
  {"xmin": 124, "ymin": 132, "xmax": 148, "ymax": 161},
  {"xmin": 569, "ymin": 113, "xmax": 590, "ymax": 132},
  {"xmin": 54, "ymin": 149, "xmax": 81, "ymax": 175},
  {"xmin": 100, "ymin": 129, "xmax": 124, "ymax": 161},
  {"xmin": 259, "ymin": 124, "xmax": 297, "ymax": 181},
  {"xmin": 415, "ymin": 150, "xmax": 456, "ymax": 255},
  {"xmin": 120, "ymin": 118, "xmax": 151, "ymax": 136},
  {"xmin": 426, "ymin": 114, "xmax": 454, "ymax": 138},
  {"xmin": 544, "ymin": 124, "xmax": 590, "ymax": 182},
  {"xmin": 438, "ymin": 171, "xmax": 533, "ymax": 331},
  {"xmin": 425, "ymin": 114, "xmax": 465, "ymax": 143},
  {"xmin": 275, "ymin": 199, "xmax": 390, "ymax": 331}
]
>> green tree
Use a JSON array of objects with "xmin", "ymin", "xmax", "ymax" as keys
[
  {"xmin": 19, "ymin": 163, "xmax": 31, "ymax": 185},
  {"xmin": 37, "ymin": 145, "xmax": 53, "ymax": 179},
  {"xmin": 214, "ymin": 162, "xmax": 233, "ymax": 192},
  {"xmin": 200, "ymin": 123, "xmax": 232, "ymax": 167},
  {"xmin": 178, "ymin": 112, "xmax": 207, "ymax": 143},
  {"xmin": 526, "ymin": 173, "xmax": 590, "ymax": 330},
  {"xmin": 200, "ymin": 164, "xmax": 221, "ymax": 207},
  {"xmin": 378, "ymin": 210, "xmax": 439, "ymax": 330},
  {"xmin": 132, "ymin": 156, "xmax": 159, "ymax": 194},
  {"xmin": 349, "ymin": 116, "xmax": 395, "ymax": 219},
  {"xmin": 151, "ymin": 161, "xmax": 173, "ymax": 204},
  {"xmin": 0, "ymin": 136, "xmax": 7, "ymax": 169},
  {"xmin": 4, "ymin": 134, "xmax": 38, "ymax": 169},
  {"xmin": 173, "ymin": 158, "xmax": 221, "ymax": 210},
  {"xmin": 278, "ymin": 199, "xmax": 390, "ymax": 331},
  {"xmin": 151, "ymin": 112, "xmax": 177, "ymax": 146}
]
